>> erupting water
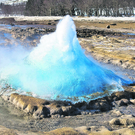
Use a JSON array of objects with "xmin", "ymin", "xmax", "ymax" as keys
[{"xmin": 0, "ymin": 15, "xmax": 133, "ymax": 102}]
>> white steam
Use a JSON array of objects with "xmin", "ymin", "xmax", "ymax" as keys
[{"xmin": 0, "ymin": 15, "xmax": 132, "ymax": 102}]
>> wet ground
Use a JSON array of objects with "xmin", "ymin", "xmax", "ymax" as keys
[{"xmin": 1, "ymin": 93, "xmax": 135, "ymax": 132}]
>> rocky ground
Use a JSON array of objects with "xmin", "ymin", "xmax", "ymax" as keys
[
  {"xmin": 0, "ymin": 17, "xmax": 135, "ymax": 134},
  {"xmin": 80, "ymin": 35, "xmax": 135, "ymax": 71},
  {"xmin": 1, "ymin": 86, "xmax": 135, "ymax": 135}
]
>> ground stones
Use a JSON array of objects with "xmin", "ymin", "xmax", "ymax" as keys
[
  {"xmin": 109, "ymin": 115, "xmax": 135, "ymax": 128},
  {"xmin": 106, "ymin": 25, "xmax": 110, "ymax": 29},
  {"xmin": 1, "ymin": 86, "xmax": 135, "ymax": 119}
]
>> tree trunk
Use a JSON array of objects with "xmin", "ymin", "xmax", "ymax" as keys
[{"xmin": 50, "ymin": 8, "xmax": 51, "ymax": 16}]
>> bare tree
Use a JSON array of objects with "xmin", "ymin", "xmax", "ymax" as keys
[
  {"xmin": 1, "ymin": 4, "xmax": 12, "ymax": 15},
  {"xmin": 25, "ymin": 0, "xmax": 135, "ymax": 17}
]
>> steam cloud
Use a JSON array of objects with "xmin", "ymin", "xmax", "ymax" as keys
[{"xmin": 0, "ymin": 15, "xmax": 132, "ymax": 102}]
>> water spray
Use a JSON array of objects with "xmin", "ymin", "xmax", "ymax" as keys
[{"xmin": 0, "ymin": 15, "xmax": 133, "ymax": 103}]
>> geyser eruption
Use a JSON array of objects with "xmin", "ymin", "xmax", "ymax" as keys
[{"xmin": 0, "ymin": 15, "xmax": 133, "ymax": 102}]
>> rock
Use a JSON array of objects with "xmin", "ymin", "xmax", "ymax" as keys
[
  {"xmin": 81, "ymin": 111, "xmax": 89, "ymax": 115},
  {"xmin": 76, "ymin": 125, "xmax": 134, "ymax": 135},
  {"xmin": 75, "ymin": 126, "xmax": 91, "ymax": 134},
  {"xmin": 44, "ymin": 127, "xmax": 82, "ymax": 135},
  {"xmin": 46, "ymin": 101, "xmax": 71, "ymax": 115},
  {"xmin": 46, "ymin": 101, "xmax": 67, "ymax": 115},
  {"xmin": 1, "ymin": 95, "xmax": 9, "ymax": 101},
  {"xmin": 90, "ymin": 110, "xmax": 100, "ymax": 114},
  {"xmin": 0, "ymin": 125, "xmax": 46, "ymax": 135},
  {"xmin": 86, "ymin": 46, "xmax": 94, "ymax": 52},
  {"xmin": 9, "ymin": 93, "xmax": 50, "ymax": 117},
  {"xmin": 111, "ymin": 39, "xmax": 121, "ymax": 43},
  {"xmin": 97, "ymin": 128, "xmax": 135, "ymax": 135},
  {"xmin": 106, "ymin": 25, "xmax": 110, "ymax": 29},
  {"xmin": 109, "ymin": 115, "xmax": 135, "ymax": 127},
  {"xmin": 110, "ymin": 59, "xmax": 122, "ymax": 66},
  {"xmin": 121, "ymin": 62, "xmax": 130, "ymax": 69},
  {"xmin": 120, "ymin": 114, "xmax": 133, "ymax": 118},
  {"xmin": 99, "ymin": 100, "xmax": 111, "ymax": 111},
  {"xmin": 114, "ymin": 98, "xmax": 130, "ymax": 106},
  {"xmin": 111, "ymin": 91, "xmax": 132, "ymax": 101},
  {"xmin": 109, "ymin": 118, "xmax": 122, "ymax": 125},
  {"xmin": 128, "ymin": 124, "xmax": 134, "ymax": 128},
  {"xmin": 10, "ymin": 23, "xmax": 15, "ymax": 26},
  {"xmin": 33, "ymin": 106, "xmax": 49, "ymax": 118},
  {"xmin": 0, "ymin": 18, "xmax": 15, "ymax": 24},
  {"xmin": 5, "ymin": 93, "xmax": 81, "ymax": 118},
  {"xmin": 51, "ymin": 114, "xmax": 61, "ymax": 118},
  {"xmin": 110, "ymin": 110, "xmax": 124, "ymax": 117},
  {"xmin": 87, "ymin": 98, "xmax": 111, "ymax": 111},
  {"xmin": 110, "ymin": 23, "xmax": 117, "ymax": 26},
  {"xmin": 130, "ymin": 99, "xmax": 135, "ymax": 104},
  {"xmin": 132, "ymin": 57, "xmax": 135, "ymax": 60},
  {"xmin": 75, "ymin": 126, "xmax": 108, "ymax": 134},
  {"xmin": 62, "ymin": 106, "xmax": 76, "ymax": 115},
  {"xmin": 48, "ymin": 107, "xmax": 63, "ymax": 115}
]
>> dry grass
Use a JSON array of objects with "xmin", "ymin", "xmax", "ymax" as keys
[{"xmin": 75, "ymin": 21, "xmax": 135, "ymax": 29}]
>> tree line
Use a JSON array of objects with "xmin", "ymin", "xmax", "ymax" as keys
[
  {"xmin": 0, "ymin": 0, "xmax": 135, "ymax": 17},
  {"xmin": 0, "ymin": 2, "xmax": 26, "ymax": 15}
]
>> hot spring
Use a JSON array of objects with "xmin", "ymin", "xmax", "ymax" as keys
[{"xmin": 0, "ymin": 15, "xmax": 133, "ymax": 103}]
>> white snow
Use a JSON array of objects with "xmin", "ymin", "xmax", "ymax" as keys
[{"xmin": 0, "ymin": 16, "xmax": 135, "ymax": 22}]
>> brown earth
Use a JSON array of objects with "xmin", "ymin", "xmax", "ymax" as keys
[
  {"xmin": 75, "ymin": 20, "xmax": 135, "ymax": 30},
  {"xmin": 1, "ymin": 16, "xmax": 135, "ymax": 30},
  {"xmin": 79, "ymin": 35, "xmax": 135, "ymax": 72}
]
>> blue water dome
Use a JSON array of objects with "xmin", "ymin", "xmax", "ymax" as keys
[{"xmin": 0, "ymin": 15, "xmax": 133, "ymax": 103}]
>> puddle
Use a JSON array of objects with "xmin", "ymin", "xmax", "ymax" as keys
[
  {"xmin": 0, "ymin": 24, "xmax": 12, "ymax": 29},
  {"xmin": 123, "ymin": 33, "xmax": 135, "ymax": 36},
  {"xmin": 0, "ymin": 24, "xmax": 54, "ymax": 30},
  {"xmin": 17, "ymin": 24, "xmax": 54, "ymax": 29}
]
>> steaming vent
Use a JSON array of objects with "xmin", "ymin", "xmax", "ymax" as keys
[{"xmin": 0, "ymin": 15, "xmax": 133, "ymax": 103}]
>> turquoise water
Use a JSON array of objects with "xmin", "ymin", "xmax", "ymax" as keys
[{"xmin": 123, "ymin": 33, "xmax": 135, "ymax": 36}]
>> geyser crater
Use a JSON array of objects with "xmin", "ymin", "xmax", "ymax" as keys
[{"xmin": 0, "ymin": 15, "xmax": 133, "ymax": 103}]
